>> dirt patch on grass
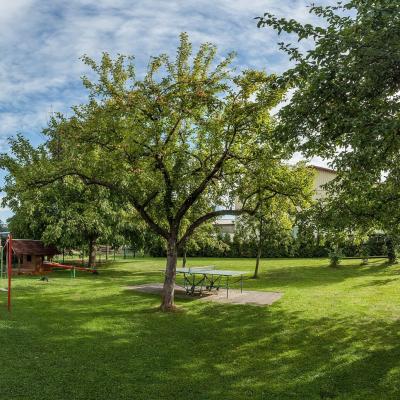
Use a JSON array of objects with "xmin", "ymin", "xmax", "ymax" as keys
[{"xmin": 125, "ymin": 283, "xmax": 282, "ymax": 306}]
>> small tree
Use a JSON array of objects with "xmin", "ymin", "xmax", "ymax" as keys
[
  {"xmin": 329, "ymin": 246, "xmax": 343, "ymax": 268},
  {"xmin": 236, "ymin": 163, "xmax": 313, "ymax": 278}
]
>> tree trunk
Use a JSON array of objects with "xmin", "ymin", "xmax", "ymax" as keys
[
  {"xmin": 182, "ymin": 246, "xmax": 187, "ymax": 268},
  {"xmin": 161, "ymin": 237, "xmax": 178, "ymax": 311},
  {"xmin": 253, "ymin": 244, "xmax": 261, "ymax": 279},
  {"xmin": 88, "ymin": 238, "xmax": 97, "ymax": 268},
  {"xmin": 253, "ymin": 217, "xmax": 263, "ymax": 279},
  {"xmin": 386, "ymin": 236, "xmax": 397, "ymax": 264}
]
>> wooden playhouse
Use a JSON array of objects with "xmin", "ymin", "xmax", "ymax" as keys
[{"xmin": 8, "ymin": 239, "xmax": 58, "ymax": 274}]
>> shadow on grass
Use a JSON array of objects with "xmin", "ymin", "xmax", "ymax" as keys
[
  {"xmin": 255, "ymin": 260, "xmax": 398, "ymax": 290},
  {"xmin": 1, "ymin": 278, "xmax": 400, "ymax": 400},
  {"xmin": 352, "ymin": 278, "xmax": 399, "ymax": 289}
]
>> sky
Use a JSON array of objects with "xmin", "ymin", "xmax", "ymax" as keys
[{"xmin": 0, "ymin": 0, "xmax": 333, "ymax": 221}]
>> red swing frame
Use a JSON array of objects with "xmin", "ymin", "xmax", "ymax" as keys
[{"xmin": 6, "ymin": 233, "xmax": 12, "ymax": 312}]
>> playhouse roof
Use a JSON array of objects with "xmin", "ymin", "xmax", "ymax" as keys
[{"xmin": 10, "ymin": 239, "xmax": 58, "ymax": 256}]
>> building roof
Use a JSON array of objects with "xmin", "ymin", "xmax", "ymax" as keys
[
  {"xmin": 10, "ymin": 240, "xmax": 58, "ymax": 256},
  {"xmin": 309, "ymin": 164, "xmax": 336, "ymax": 174}
]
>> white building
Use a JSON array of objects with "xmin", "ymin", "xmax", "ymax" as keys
[
  {"xmin": 214, "ymin": 165, "xmax": 337, "ymax": 234},
  {"xmin": 311, "ymin": 165, "xmax": 337, "ymax": 200}
]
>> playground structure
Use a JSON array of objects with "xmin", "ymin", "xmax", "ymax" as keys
[
  {"xmin": 0, "ymin": 237, "xmax": 99, "ymax": 277},
  {"xmin": 0, "ymin": 233, "xmax": 13, "ymax": 312},
  {"xmin": 6, "ymin": 239, "xmax": 58, "ymax": 275},
  {"xmin": 43, "ymin": 261, "xmax": 98, "ymax": 276},
  {"xmin": 1, "ymin": 235, "xmax": 100, "ymax": 312}
]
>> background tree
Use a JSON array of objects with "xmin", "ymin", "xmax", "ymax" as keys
[
  {"xmin": 294, "ymin": 210, "xmax": 327, "ymax": 258},
  {"xmin": 186, "ymin": 229, "xmax": 231, "ymax": 258},
  {"xmin": 235, "ymin": 163, "xmax": 313, "ymax": 278},
  {"xmin": 0, "ymin": 34, "xmax": 306, "ymax": 311},
  {"xmin": 315, "ymin": 173, "xmax": 400, "ymax": 264},
  {"xmin": 257, "ymin": 0, "xmax": 400, "ymax": 262},
  {"xmin": 2, "ymin": 140, "xmax": 122, "ymax": 267},
  {"xmin": 117, "ymin": 213, "xmax": 148, "ymax": 258},
  {"xmin": 180, "ymin": 222, "xmax": 220, "ymax": 267}
]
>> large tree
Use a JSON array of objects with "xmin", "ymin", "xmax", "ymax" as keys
[
  {"xmin": 257, "ymin": 0, "xmax": 400, "ymax": 260},
  {"xmin": 1, "ymin": 34, "xmax": 306, "ymax": 310},
  {"xmin": 257, "ymin": 0, "xmax": 400, "ymax": 175}
]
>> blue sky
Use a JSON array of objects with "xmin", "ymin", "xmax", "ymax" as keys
[{"xmin": 0, "ymin": 0, "xmax": 333, "ymax": 221}]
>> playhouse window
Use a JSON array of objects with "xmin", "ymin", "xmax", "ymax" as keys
[{"xmin": 27, "ymin": 255, "xmax": 32, "ymax": 262}]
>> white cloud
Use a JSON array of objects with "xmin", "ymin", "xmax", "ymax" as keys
[
  {"xmin": 0, "ymin": 0, "xmax": 338, "ymax": 221},
  {"xmin": 0, "ymin": 0, "xmax": 335, "ymax": 151}
]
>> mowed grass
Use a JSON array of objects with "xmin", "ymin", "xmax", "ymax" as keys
[{"xmin": 1, "ymin": 257, "xmax": 400, "ymax": 399}]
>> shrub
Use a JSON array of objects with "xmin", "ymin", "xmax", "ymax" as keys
[{"xmin": 329, "ymin": 249, "xmax": 343, "ymax": 267}]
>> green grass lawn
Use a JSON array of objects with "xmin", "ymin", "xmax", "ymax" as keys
[{"xmin": 1, "ymin": 257, "xmax": 400, "ymax": 399}]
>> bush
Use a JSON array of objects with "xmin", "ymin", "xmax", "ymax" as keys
[{"xmin": 329, "ymin": 249, "xmax": 343, "ymax": 267}]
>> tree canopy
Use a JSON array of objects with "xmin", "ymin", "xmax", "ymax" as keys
[
  {"xmin": 313, "ymin": 172, "xmax": 400, "ymax": 262},
  {"xmin": 0, "ymin": 33, "xmax": 314, "ymax": 310},
  {"xmin": 257, "ymin": 0, "xmax": 400, "ymax": 175},
  {"xmin": 2, "ymin": 135, "xmax": 126, "ymax": 266},
  {"xmin": 257, "ymin": 0, "xmax": 400, "ymax": 260}
]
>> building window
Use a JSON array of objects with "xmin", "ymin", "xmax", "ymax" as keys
[{"xmin": 27, "ymin": 255, "xmax": 32, "ymax": 262}]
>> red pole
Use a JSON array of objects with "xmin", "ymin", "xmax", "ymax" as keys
[{"xmin": 7, "ymin": 234, "xmax": 12, "ymax": 312}]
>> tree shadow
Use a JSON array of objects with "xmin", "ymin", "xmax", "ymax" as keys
[
  {"xmin": 352, "ymin": 278, "xmax": 398, "ymax": 289},
  {"xmin": 2, "ymin": 277, "xmax": 400, "ymax": 399},
  {"xmin": 3, "ymin": 256, "xmax": 400, "ymax": 399},
  {"xmin": 252, "ymin": 261, "xmax": 399, "ymax": 290}
]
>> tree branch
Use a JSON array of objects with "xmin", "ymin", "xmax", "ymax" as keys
[
  {"xmin": 154, "ymin": 154, "xmax": 174, "ymax": 224},
  {"xmin": 174, "ymin": 151, "xmax": 229, "ymax": 224},
  {"xmin": 129, "ymin": 195, "xmax": 169, "ymax": 239},
  {"xmin": 163, "ymin": 118, "xmax": 181, "ymax": 146},
  {"xmin": 29, "ymin": 170, "xmax": 169, "ymax": 239},
  {"xmin": 142, "ymin": 190, "xmax": 159, "ymax": 209},
  {"xmin": 177, "ymin": 208, "xmax": 255, "ymax": 248}
]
